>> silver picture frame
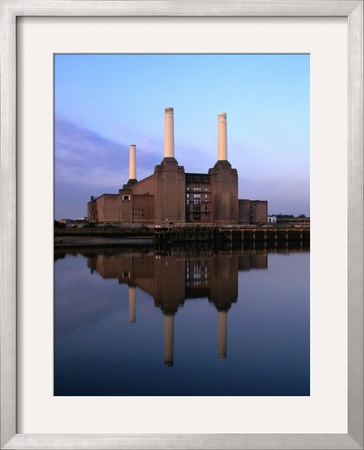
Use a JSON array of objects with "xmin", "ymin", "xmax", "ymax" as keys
[{"xmin": 1, "ymin": 0, "xmax": 363, "ymax": 448}]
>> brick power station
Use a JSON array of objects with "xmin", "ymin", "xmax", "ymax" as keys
[{"xmin": 87, "ymin": 108, "xmax": 267, "ymax": 225}]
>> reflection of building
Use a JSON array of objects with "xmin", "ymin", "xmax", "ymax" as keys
[
  {"xmin": 87, "ymin": 250, "xmax": 267, "ymax": 365},
  {"xmin": 88, "ymin": 108, "xmax": 267, "ymax": 225}
]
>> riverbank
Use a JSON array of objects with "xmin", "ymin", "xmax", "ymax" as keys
[
  {"xmin": 55, "ymin": 224, "xmax": 309, "ymax": 248},
  {"xmin": 54, "ymin": 225, "xmax": 154, "ymax": 247},
  {"xmin": 54, "ymin": 236, "xmax": 154, "ymax": 248}
]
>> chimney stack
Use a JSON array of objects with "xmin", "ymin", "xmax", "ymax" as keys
[
  {"xmin": 129, "ymin": 144, "xmax": 137, "ymax": 181},
  {"xmin": 217, "ymin": 113, "xmax": 228, "ymax": 161},
  {"xmin": 164, "ymin": 107, "xmax": 175, "ymax": 158}
]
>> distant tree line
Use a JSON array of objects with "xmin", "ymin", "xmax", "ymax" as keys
[{"xmin": 273, "ymin": 214, "xmax": 307, "ymax": 218}]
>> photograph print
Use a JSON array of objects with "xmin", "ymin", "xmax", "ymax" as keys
[{"xmin": 54, "ymin": 54, "xmax": 310, "ymax": 396}]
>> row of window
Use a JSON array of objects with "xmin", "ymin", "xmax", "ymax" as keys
[
  {"xmin": 186, "ymin": 186, "xmax": 210, "ymax": 192},
  {"xmin": 186, "ymin": 194, "xmax": 209, "ymax": 199},
  {"xmin": 187, "ymin": 200, "xmax": 209, "ymax": 206}
]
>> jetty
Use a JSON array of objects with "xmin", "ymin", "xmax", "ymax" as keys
[{"xmin": 154, "ymin": 224, "xmax": 309, "ymax": 247}]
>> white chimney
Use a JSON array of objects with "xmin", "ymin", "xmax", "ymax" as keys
[
  {"xmin": 164, "ymin": 107, "xmax": 175, "ymax": 158},
  {"xmin": 217, "ymin": 113, "xmax": 227, "ymax": 161},
  {"xmin": 129, "ymin": 144, "xmax": 136, "ymax": 180}
]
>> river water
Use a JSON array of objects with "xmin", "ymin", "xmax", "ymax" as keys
[{"xmin": 54, "ymin": 246, "xmax": 310, "ymax": 396}]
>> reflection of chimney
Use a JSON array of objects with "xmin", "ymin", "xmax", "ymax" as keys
[
  {"xmin": 164, "ymin": 314, "xmax": 174, "ymax": 366},
  {"xmin": 164, "ymin": 107, "xmax": 174, "ymax": 158},
  {"xmin": 217, "ymin": 113, "xmax": 227, "ymax": 161},
  {"xmin": 129, "ymin": 144, "xmax": 137, "ymax": 181},
  {"xmin": 129, "ymin": 286, "xmax": 136, "ymax": 323},
  {"xmin": 218, "ymin": 311, "xmax": 227, "ymax": 359}
]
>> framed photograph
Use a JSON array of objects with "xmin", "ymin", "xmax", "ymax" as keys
[{"xmin": 1, "ymin": 1, "xmax": 363, "ymax": 449}]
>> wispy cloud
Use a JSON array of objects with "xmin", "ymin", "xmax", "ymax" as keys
[
  {"xmin": 55, "ymin": 117, "xmax": 167, "ymax": 218},
  {"xmin": 55, "ymin": 117, "xmax": 127, "ymax": 183}
]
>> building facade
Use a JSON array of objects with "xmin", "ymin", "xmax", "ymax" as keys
[{"xmin": 88, "ymin": 108, "xmax": 267, "ymax": 225}]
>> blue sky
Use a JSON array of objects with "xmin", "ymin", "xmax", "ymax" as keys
[{"xmin": 55, "ymin": 54, "xmax": 310, "ymax": 220}]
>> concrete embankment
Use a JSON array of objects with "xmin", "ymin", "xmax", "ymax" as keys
[{"xmin": 54, "ymin": 227, "xmax": 154, "ymax": 248}]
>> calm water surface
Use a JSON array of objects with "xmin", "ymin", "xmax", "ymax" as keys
[{"xmin": 54, "ymin": 247, "xmax": 310, "ymax": 396}]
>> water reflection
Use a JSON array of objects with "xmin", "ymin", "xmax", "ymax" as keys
[
  {"xmin": 86, "ymin": 250, "xmax": 267, "ymax": 365},
  {"xmin": 55, "ymin": 247, "xmax": 309, "ymax": 396}
]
